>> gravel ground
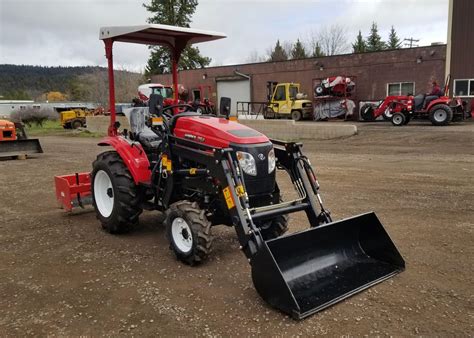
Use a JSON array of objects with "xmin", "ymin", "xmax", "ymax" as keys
[{"xmin": 0, "ymin": 122, "xmax": 473, "ymax": 335}]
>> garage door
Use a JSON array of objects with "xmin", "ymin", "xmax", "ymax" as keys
[{"xmin": 217, "ymin": 79, "xmax": 251, "ymax": 117}]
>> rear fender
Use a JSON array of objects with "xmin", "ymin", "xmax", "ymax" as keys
[
  {"xmin": 426, "ymin": 97, "xmax": 451, "ymax": 112},
  {"xmin": 98, "ymin": 136, "xmax": 151, "ymax": 184}
]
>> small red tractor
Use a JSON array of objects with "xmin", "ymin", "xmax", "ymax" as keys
[
  {"xmin": 189, "ymin": 85, "xmax": 215, "ymax": 114},
  {"xmin": 54, "ymin": 24, "xmax": 404, "ymax": 319},
  {"xmin": 360, "ymin": 81, "xmax": 466, "ymax": 126}
]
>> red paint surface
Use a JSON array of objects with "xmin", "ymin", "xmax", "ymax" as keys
[
  {"xmin": 98, "ymin": 136, "xmax": 151, "ymax": 184},
  {"xmin": 173, "ymin": 116, "xmax": 269, "ymax": 148}
]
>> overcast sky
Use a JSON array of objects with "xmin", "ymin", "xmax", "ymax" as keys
[{"xmin": 0, "ymin": 0, "xmax": 448, "ymax": 72}]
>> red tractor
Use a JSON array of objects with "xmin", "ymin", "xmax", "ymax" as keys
[
  {"xmin": 360, "ymin": 82, "xmax": 466, "ymax": 126},
  {"xmin": 54, "ymin": 24, "xmax": 404, "ymax": 319}
]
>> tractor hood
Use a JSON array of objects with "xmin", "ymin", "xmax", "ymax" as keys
[{"xmin": 173, "ymin": 116, "xmax": 269, "ymax": 148}]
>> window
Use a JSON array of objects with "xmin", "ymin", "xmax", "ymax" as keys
[
  {"xmin": 289, "ymin": 85, "xmax": 298, "ymax": 99},
  {"xmin": 454, "ymin": 79, "xmax": 474, "ymax": 97},
  {"xmin": 387, "ymin": 82, "xmax": 415, "ymax": 96},
  {"xmin": 274, "ymin": 85, "xmax": 286, "ymax": 101}
]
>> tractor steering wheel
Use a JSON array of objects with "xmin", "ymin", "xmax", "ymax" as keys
[{"xmin": 162, "ymin": 104, "xmax": 195, "ymax": 118}]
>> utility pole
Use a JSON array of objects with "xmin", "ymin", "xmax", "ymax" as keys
[{"xmin": 403, "ymin": 37, "xmax": 419, "ymax": 48}]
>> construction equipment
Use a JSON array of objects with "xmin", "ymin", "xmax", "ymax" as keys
[
  {"xmin": 264, "ymin": 82, "xmax": 313, "ymax": 121},
  {"xmin": 60, "ymin": 109, "xmax": 93, "ymax": 129},
  {"xmin": 360, "ymin": 77, "xmax": 466, "ymax": 126},
  {"xmin": 55, "ymin": 24, "xmax": 405, "ymax": 319},
  {"xmin": 138, "ymin": 83, "xmax": 175, "ymax": 105},
  {"xmin": 0, "ymin": 119, "xmax": 43, "ymax": 159}
]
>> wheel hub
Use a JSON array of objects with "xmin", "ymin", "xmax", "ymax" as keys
[
  {"xmin": 171, "ymin": 217, "xmax": 193, "ymax": 253},
  {"xmin": 434, "ymin": 109, "xmax": 447, "ymax": 122},
  {"xmin": 94, "ymin": 170, "xmax": 114, "ymax": 218}
]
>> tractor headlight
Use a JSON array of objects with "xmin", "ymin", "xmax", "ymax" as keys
[
  {"xmin": 268, "ymin": 148, "xmax": 276, "ymax": 173},
  {"xmin": 236, "ymin": 151, "xmax": 257, "ymax": 176}
]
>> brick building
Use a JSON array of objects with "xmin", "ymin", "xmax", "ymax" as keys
[
  {"xmin": 153, "ymin": 45, "xmax": 446, "ymax": 118},
  {"xmin": 152, "ymin": 0, "xmax": 471, "ymax": 117},
  {"xmin": 446, "ymin": 0, "xmax": 473, "ymax": 108}
]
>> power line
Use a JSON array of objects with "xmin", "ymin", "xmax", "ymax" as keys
[{"xmin": 403, "ymin": 37, "xmax": 420, "ymax": 48}]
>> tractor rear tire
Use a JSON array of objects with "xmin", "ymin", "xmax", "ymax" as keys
[
  {"xmin": 391, "ymin": 112, "xmax": 406, "ymax": 126},
  {"xmin": 165, "ymin": 201, "xmax": 213, "ymax": 266},
  {"xmin": 429, "ymin": 104, "xmax": 453, "ymax": 126},
  {"xmin": 360, "ymin": 104, "xmax": 375, "ymax": 121},
  {"xmin": 91, "ymin": 151, "xmax": 142, "ymax": 234},
  {"xmin": 291, "ymin": 110, "xmax": 302, "ymax": 121}
]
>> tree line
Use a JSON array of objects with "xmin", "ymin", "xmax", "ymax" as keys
[
  {"xmin": 0, "ymin": 65, "xmax": 144, "ymax": 104},
  {"xmin": 255, "ymin": 22, "xmax": 404, "ymax": 62}
]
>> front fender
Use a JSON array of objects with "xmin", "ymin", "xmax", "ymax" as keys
[{"xmin": 98, "ymin": 136, "xmax": 151, "ymax": 184}]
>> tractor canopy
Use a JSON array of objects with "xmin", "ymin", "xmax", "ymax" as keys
[{"xmin": 99, "ymin": 24, "xmax": 226, "ymax": 136}]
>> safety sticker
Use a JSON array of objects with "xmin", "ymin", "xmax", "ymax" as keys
[{"xmin": 223, "ymin": 186, "xmax": 235, "ymax": 209}]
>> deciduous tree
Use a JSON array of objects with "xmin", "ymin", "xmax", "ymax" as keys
[{"xmin": 143, "ymin": 0, "xmax": 211, "ymax": 75}]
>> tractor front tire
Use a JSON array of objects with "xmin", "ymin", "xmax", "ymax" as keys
[
  {"xmin": 291, "ymin": 110, "xmax": 302, "ymax": 121},
  {"xmin": 429, "ymin": 104, "xmax": 453, "ymax": 126},
  {"xmin": 259, "ymin": 214, "xmax": 289, "ymax": 240},
  {"xmin": 165, "ymin": 201, "xmax": 213, "ymax": 266},
  {"xmin": 91, "ymin": 151, "xmax": 142, "ymax": 234},
  {"xmin": 391, "ymin": 112, "xmax": 406, "ymax": 126}
]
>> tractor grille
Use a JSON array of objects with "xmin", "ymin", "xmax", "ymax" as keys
[{"xmin": 230, "ymin": 142, "xmax": 276, "ymax": 196}]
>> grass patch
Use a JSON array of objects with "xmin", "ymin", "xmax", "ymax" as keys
[{"xmin": 26, "ymin": 120, "xmax": 103, "ymax": 138}]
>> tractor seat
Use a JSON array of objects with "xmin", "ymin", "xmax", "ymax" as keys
[
  {"xmin": 137, "ymin": 133, "xmax": 161, "ymax": 149},
  {"xmin": 127, "ymin": 106, "xmax": 162, "ymax": 149}
]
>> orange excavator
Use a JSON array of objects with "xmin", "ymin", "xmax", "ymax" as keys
[{"xmin": 0, "ymin": 119, "xmax": 43, "ymax": 159}]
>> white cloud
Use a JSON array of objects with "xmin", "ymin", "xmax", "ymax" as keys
[{"xmin": 0, "ymin": 0, "xmax": 448, "ymax": 70}]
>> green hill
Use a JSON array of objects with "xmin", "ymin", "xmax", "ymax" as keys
[{"xmin": 0, "ymin": 65, "xmax": 144, "ymax": 104}]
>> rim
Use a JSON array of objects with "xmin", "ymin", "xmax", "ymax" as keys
[
  {"xmin": 171, "ymin": 217, "xmax": 193, "ymax": 253},
  {"xmin": 434, "ymin": 109, "xmax": 447, "ymax": 122},
  {"xmin": 94, "ymin": 170, "xmax": 114, "ymax": 218},
  {"xmin": 393, "ymin": 114, "xmax": 403, "ymax": 125}
]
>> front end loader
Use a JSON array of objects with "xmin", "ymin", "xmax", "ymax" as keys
[
  {"xmin": 55, "ymin": 24, "xmax": 405, "ymax": 319},
  {"xmin": 0, "ymin": 120, "xmax": 43, "ymax": 159}
]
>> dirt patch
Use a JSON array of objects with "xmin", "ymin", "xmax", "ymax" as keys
[{"xmin": 1, "ymin": 122, "xmax": 473, "ymax": 335}]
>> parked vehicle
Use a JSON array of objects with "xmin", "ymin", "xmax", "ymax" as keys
[
  {"xmin": 0, "ymin": 119, "xmax": 43, "ymax": 158},
  {"xmin": 54, "ymin": 24, "xmax": 405, "ymax": 319},
  {"xmin": 264, "ymin": 82, "xmax": 313, "ymax": 120}
]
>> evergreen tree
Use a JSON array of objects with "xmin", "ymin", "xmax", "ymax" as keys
[
  {"xmin": 387, "ymin": 25, "xmax": 401, "ymax": 49},
  {"xmin": 269, "ymin": 40, "xmax": 288, "ymax": 62},
  {"xmin": 143, "ymin": 0, "xmax": 211, "ymax": 75},
  {"xmin": 352, "ymin": 30, "xmax": 367, "ymax": 53},
  {"xmin": 366, "ymin": 22, "xmax": 385, "ymax": 52},
  {"xmin": 291, "ymin": 39, "xmax": 307, "ymax": 59},
  {"xmin": 311, "ymin": 42, "xmax": 325, "ymax": 57}
]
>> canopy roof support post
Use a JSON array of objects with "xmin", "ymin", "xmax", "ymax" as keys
[{"xmin": 104, "ymin": 39, "xmax": 117, "ymax": 136}]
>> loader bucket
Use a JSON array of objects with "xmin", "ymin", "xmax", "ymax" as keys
[
  {"xmin": 0, "ymin": 139, "xmax": 43, "ymax": 158},
  {"xmin": 251, "ymin": 212, "xmax": 405, "ymax": 319}
]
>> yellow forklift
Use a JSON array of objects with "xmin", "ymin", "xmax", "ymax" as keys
[{"xmin": 264, "ymin": 82, "xmax": 313, "ymax": 121}]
